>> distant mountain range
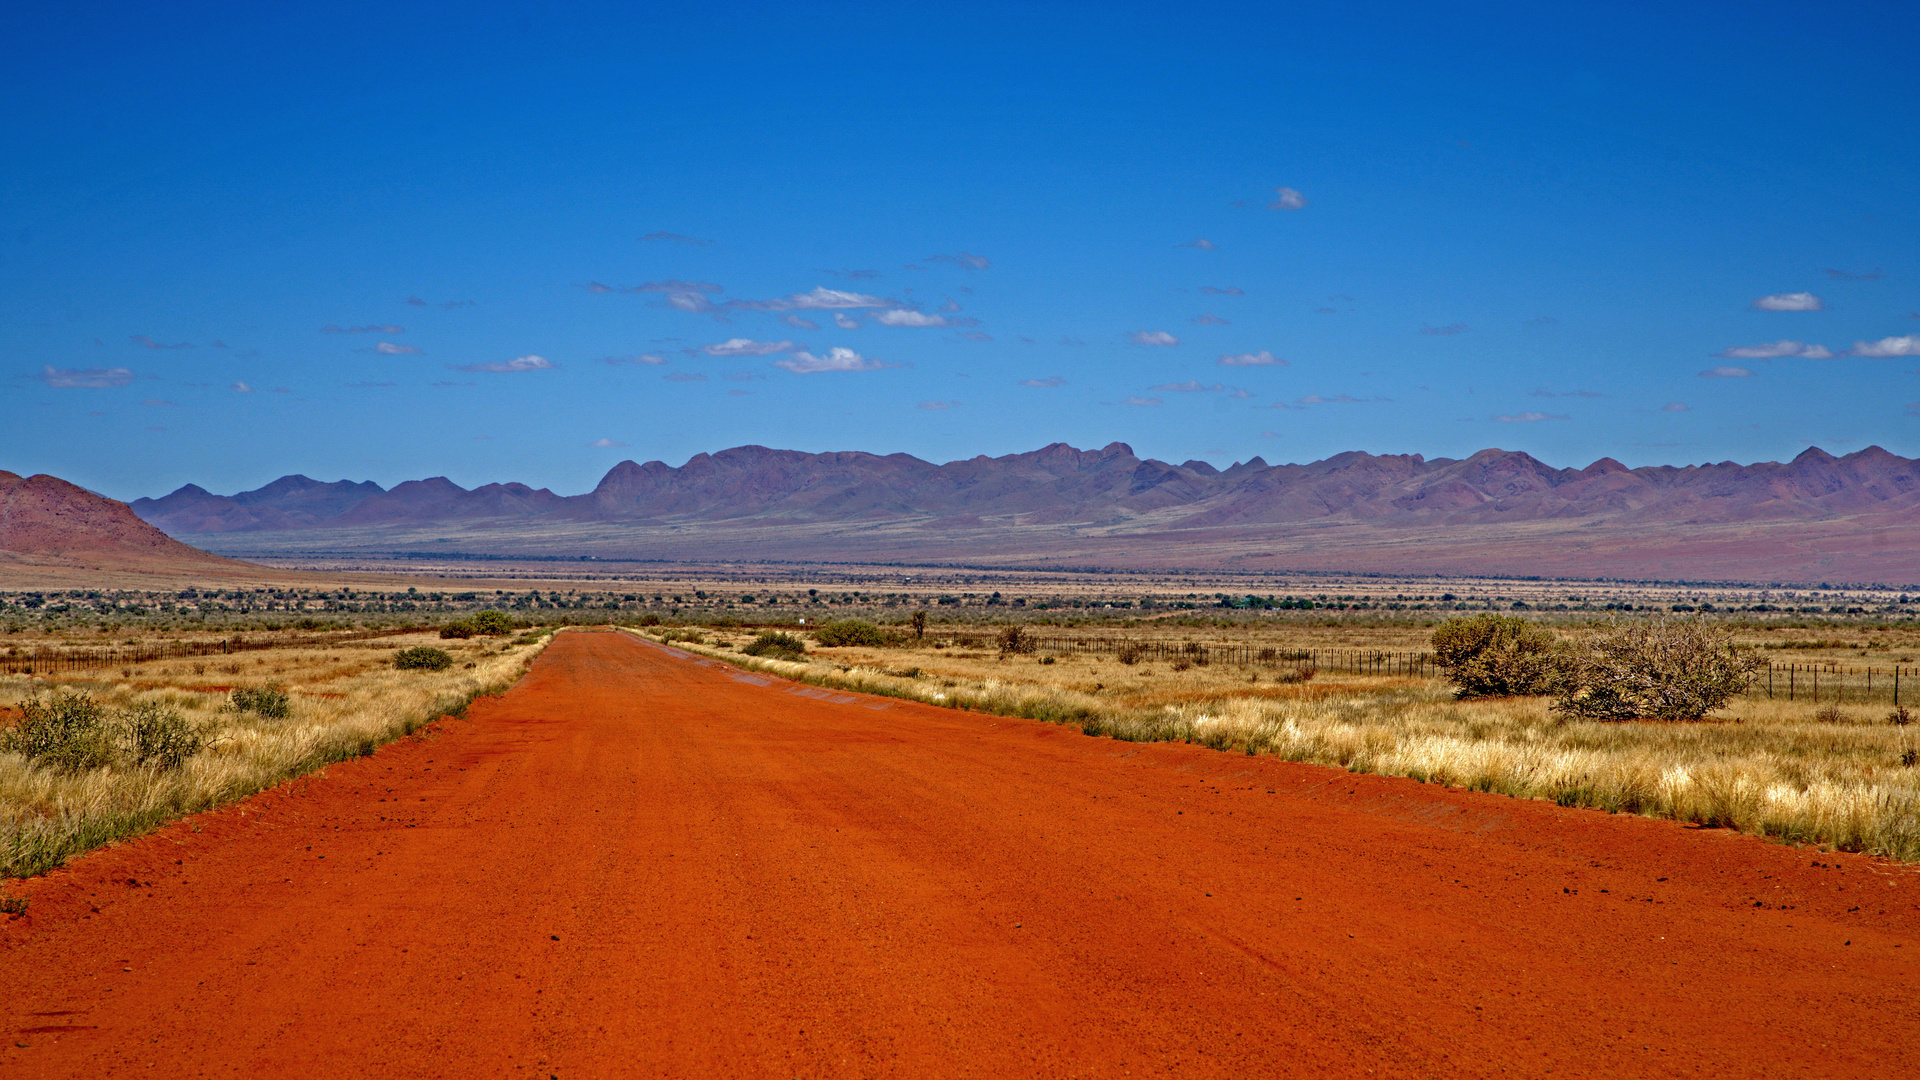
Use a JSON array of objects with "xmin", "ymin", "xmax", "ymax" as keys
[{"xmin": 127, "ymin": 443, "xmax": 1920, "ymax": 584}]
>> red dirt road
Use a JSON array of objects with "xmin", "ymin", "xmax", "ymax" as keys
[{"xmin": 3, "ymin": 631, "xmax": 1916, "ymax": 1078}]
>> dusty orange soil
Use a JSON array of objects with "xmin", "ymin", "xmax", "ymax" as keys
[{"xmin": 2, "ymin": 631, "xmax": 1915, "ymax": 1078}]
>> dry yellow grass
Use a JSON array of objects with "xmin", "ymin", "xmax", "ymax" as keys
[
  {"xmin": 659, "ymin": 623, "xmax": 1920, "ymax": 862},
  {"xmin": 0, "ymin": 629, "xmax": 552, "ymax": 877}
]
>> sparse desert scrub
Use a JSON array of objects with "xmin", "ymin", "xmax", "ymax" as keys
[
  {"xmin": 0, "ymin": 630, "xmax": 552, "ymax": 877},
  {"xmin": 651, "ymin": 623, "xmax": 1920, "ymax": 862}
]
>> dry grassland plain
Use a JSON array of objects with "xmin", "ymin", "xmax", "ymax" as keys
[
  {"xmin": 646, "ymin": 617, "xmax": 1920, "ymax": 863},
  {"xmin": 0, "ymin": 628, "xmax": 552, "ymax": 879}
]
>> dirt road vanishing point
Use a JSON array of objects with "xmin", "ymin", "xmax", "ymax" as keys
[{"xmin": 3, "ymin": 630, "xmax": 1915, "ymax": 1078}]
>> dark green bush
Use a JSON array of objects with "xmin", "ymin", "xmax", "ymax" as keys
[
  {"xmin": 814, "ymin": 620, "xmax": 887, "ymax": 647},
  {"xmin": 741, "ymin": 631, "xmax": 807, "ymax": 660},
  {"xmin": 998, "ymin": 625, "xmax": 1036, "ymax": 654},
  {"xmin": 1432, "ymin": 614, "xmax": 1563, "ymax": 698},
  {"xmin": 230, "ymin": 684, "xmax": 292, "ymax": 719},
  {"xmin": 439, "ymin": 620, "xmax": 476, "ymax": 639},
  {"xmin": 470, "ymin": 610, "xmax": 514, "ymax": 636},
  {"xmin": 119, "ymin": 702, "xmax": 208, "ymax": 769},
  {"xmin": 394, "ymin": 646, "xmax": 454, "ymax": 671},
  {"xmin": 0, "ymin": 689, "xmax": 112, "ymax": 769}
]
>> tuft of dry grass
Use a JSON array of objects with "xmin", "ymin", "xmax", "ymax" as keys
[
  {"xmin": 655, "ymin": 626, "xmax": 1920, "ymax": 862},
  {"xmin": 0, "ymin": 630, "xmax": 552, "ymax": 877}
]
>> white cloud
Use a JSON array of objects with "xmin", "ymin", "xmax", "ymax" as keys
[
  {"xmin": 1297, "ymin": 394, "xmax": 1365, "ymax": 405},
  {"xmin": 1178, "ymin": 238, "xmax": 1217, "ymax": 250},
  {"xmin": 1698, "ymin": 365, "xmax": 1754, "ymax": 378},
  {"xmin": 1229, "ymin": 388, "xmax": 1256, "ymax": 399},
  {"xmin": 1129, "ymin": 330, "xmax": 1179, "ymax": 346},
  {"xmin": 774, "ymin": 347, "xmax": 886, "ymax": 374},
  {"xmin": 130, "ymin": 335, "xmax": 190, "ymax": 349},
  {"xmin": 231, "ymin": 381, "xmax": 254, "ymax": 393},
  {"xmin": 321, "ymin": 323, "xmax": 404, "ymax": 334},
  {"xmin": 583, "ymin": 281, "xmax": 614, "ymax": 294},
  {"xmin": 918, "ymin": 400, "xmax": 959, "ymax": 410},
  {"xmin": 1122, "ymin": 395, "xmax": 1162, "ymax": 406},
  {"xmin": 737, "ymin": 286, "xmax": 892, "ymax": 311},
  {"xmin": 926, "ymin": 253, "xmax": 991, "ymax": 270},
  {"xmin": 1218, "ymin": 350, "xmax": 1284, "ymax": 366},
  {"xmin": 1717, "ymin": 339, "xmax": 1831, "ymax": 359},
  {"xmin": 376, "ymin": 341, "xmax": 422, "ymax": 355},
  {"xmin": 1199, "ymin": 286, "xmax": 1244, "ymax": 295},
  {"xmin": 1850, "ymin": 335, "xmax": 1920, "ymax": 358},
  {"xmin": 1150, "ymin": 380, "xmax": 1224, "ymax": 392},
  {"xmin": 1191, "ymin": 313, "xmax": 1230, "ymax": 325},
  {"xmin": 1418, "ymin": 323, "xmax": 1469, "ymax": 336},
  {"xmin": 638, "ymin": 231, "xmax": 712, "ymax": 246},
  {"xmin": 1751, "ymin": 292, "xmax": 1823, "ymax": 311},
  {"xmin": 599, "ymin": 354, "xmax": 667, "ymax": 365},
  {"xmin": 703, "ymin": 338, "xmax": 795, "ymax": 357},
  {"xmin": 781, "ymin": 314, "xmax": 820, "ymax": 330},
  {"xmin": 875, "ymin": 309, "xmax": 947, "ymax": 327},
  {"xmin": 663, "ymin": 372, "xmax": 707, "ymax": 382},
  {"xmin": 833, "ymin": 313, "xmax": 860, "ymax": 329},
  {"xmin": 1494, "ymin": 411, "xmax": 1568, "ymax": 422},
  {"xmin": 631, "ymin": 279, "xmax": 721, "ymax": 294},
  {"xmin": 455, "ymin": 354, "xmax": 556, "ymax": 373},
  {"xmin": 1020, "ymin": 376, "xmax": 1065, "ymax": 387},
  {"xmin": 1269, "ymin": 186, "xmax": 1307, "ymax": 210},
  {"xmin": 1662, "ymin": 402, "xmax": 1690, "ymax": 412},
  {"xmin": 587, "ymin": 438, "xmax": 629, "ymax": 448},
  {"xmin": 38, "ymin": 365, "xmax": 134, "ymax": 388}
]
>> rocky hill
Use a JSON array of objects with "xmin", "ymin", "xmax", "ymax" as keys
[{"xmin": 1, "ymin": 469, "xmax": 258, "ymax": 586}]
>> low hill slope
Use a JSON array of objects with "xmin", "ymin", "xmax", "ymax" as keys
[{"xmin": 0, "ymin": 470, "xmax": 261, "ymax": 587}]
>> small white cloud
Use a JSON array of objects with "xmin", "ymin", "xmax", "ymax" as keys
[
  {"xmin": 781, "ymin": 314, "xmax": 820, "ymax": 329},
  {"xmin": 1662, "ymin": 402, "xmax": 1690, "ymax": 412},
  {"xmin": 1418, "ymin": 323, "xmax": 1469, "ymax": 336},
  {"xmin": 141, "ymin": 398, "xmax": 175, "ymax": 407},
  {"xmin": 1297, "ymin": 394, "xmax": 1365, "ymax": 405},
  {"xmin": 1021, "ymin": 376, "xmax": 1065, "ymax": 388},
  {"xmin": 737, "ymin": 287, "xmax": 892, "ymax": 312},
  {"xmin": 1850, "ymin": 335, "xmax": 1920, "ymax": 358},
  {"xmin": 583, "ymin": 281, "xmax": 614, "ymax": 294},
  {"xmin": 599, "ymin": 354, "xmax": 667, "ymax": 365},
  {"xmin": 631, "ymin": 279, "xmax": 721, "ymax": 294},
  {"xmin": 231, "ymin": 381, "xmax": 254, "ymax": 393},
  {"xmin": 1122, "ymin": 395, "xmax": 1163, "ymax": 406},
  {"xmin": 875, "ymin": 309, "xmax": 947, "ymax": 327},
  {"xmin": 1129, "ymin": 330, "xmax": 1179, "ymax": 347},
  {"xmin": 1178, "ymin": 238, "xmax": 1217, "ymax": 250},
  {"xmin": 455, "ymin": 354, "xmax": 556, "ymax": 373},
  {"xmin": 663, "ymin": 372, "xmax": 707, "ymax": 382},
  {"xmin": 130, "ymin": 335, "xmax": 191, "ymax": 349},
  {"xmin": 703, "ymin": 338, "xmax": 795, "ymax": 357},
  {"xmin": 38, "ymin": 365, "xmax": 135, "ymax": 388},
  {"xmin": 321, "ymin": 323, "xmax": 404, "ymax": 334},
  {"xmin": 1191, "ymin": 313, "xmax": 1230, "ymax": 325},
  {"xmin": 833, "ymin": 313, "xmax": 860, "ymax": 329},
  {"xmin": 1229, "ymin": 388, "xmax": 1256, "ymax": 399},
  {"xmin": 774, "ymin": 347, "xmax": 886, "ymax": 374},
  {"xmin": 1495, "ymin": 411, "xmax": 1568, "ymax": 422},
  {"xmin": 1269, "ymin": 186, "xmax": 1307, "ymax": 210},
  {"xmin": 926, "ymin": 253, "xmax": 991, "ymax": 270},
  {"xmin": 1698, "ymin": 365, "xmax": 1754, "ymax": 378},
  {"xmin": 638, "ymin": 231, "xmax": 712, "ymax": 246},
  {"xmin": 587, "ymin": 437, "xmax": 629, "ymax": 448},
  {"xmin": 1199, "ymin": 286, "xmax": 1244, "ymax": 295},
  {"xmin": 1717, "ymin": 339, "xmax": 1831, "ymax": 359},
  {"xmin": 1150, "ymin": 380, "xmax": 1224, "ymax": 392},
  {"xmin": 376, "ymin": 341, "xmax": 422, "ymax": 355},
  {"xmin": 918, "ymin": 400, "xmax": 959, "ymax": 410},
  {"xmin": 1218, "ymin": 350, "xmax": 1284, "ymax": 366},
  {"xmin": 1751, "ymin": 292, "xmax": 1823, "ymax": 311}
]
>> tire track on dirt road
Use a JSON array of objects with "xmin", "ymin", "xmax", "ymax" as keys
[{"xmin": 2, "ymin": 629, "xmax": 1915, "ymax": 1077}]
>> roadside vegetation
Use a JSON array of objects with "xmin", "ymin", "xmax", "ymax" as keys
[
  {"xmin": 631, "ymin": 613, "xmax": 1920, "ymax": 862},
  {"xmin": 0, "ymin": 626, "xmax": 554, "ymax": 878}
]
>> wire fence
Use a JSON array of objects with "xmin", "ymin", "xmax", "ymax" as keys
[{"xmin": 0, "ymin": 628, "xmax": 420, "ymax": 677}]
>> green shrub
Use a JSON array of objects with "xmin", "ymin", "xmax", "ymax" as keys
[
  {"xmin": 439, "ymin": 620, "xmax": 476, "ymax": 639},
  {"xmin": 998, "ymin": 625, "xmax": 1036, "ymax": 654},
  {"xmin": 741, "ymin": 631, "xmax": 807, "ymax": 660},
  {"xmin": 470, "ymin": 610, "xmax": 514, "ymax": 636},
  {"xmin": 814, "ymin": 620, "xmax": 887, "ymax": 647},
  {"xmin": 230, "ymin": 684, "xmax": 292, "ymax": 719},
  {"xmin": 1432, "ymin": 614, "xmax": 1563, "ymax": 698},
  {"xmin": 0, "ymin": 689, "xmax": 112, "ymax": 770},
  {"xmin": 1553, "ymin": 618, "xmax": 1765, "ymax": 722},
  {"xmin": 394, "ymin": 646, "xmax": 454, "ymax": 671},
  {"xmin": 118, "ymin": 702, "xmax": 208, "ymax": 769}
]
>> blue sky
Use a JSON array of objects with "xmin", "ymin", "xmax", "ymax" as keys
[{"xmin": 5, "ymin": 1, "xmax": 1917, "ymax": 501}]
